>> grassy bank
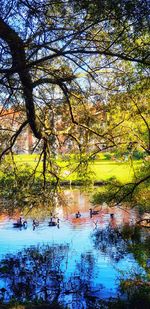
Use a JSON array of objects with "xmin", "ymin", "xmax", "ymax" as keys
[{"xmin": 9, "ymin": 154, "xmax": 141, "ymax": 184}]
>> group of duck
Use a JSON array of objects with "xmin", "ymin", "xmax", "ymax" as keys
[
  {"xmin": 13, "ymin": 215, "xmax": 60, "ymax": 229},
  {"xmin": 75, "ymin": 208, "xmax": 99, "ymax": 218},
  {"xmin": 75, "ymin": 208, "xmax": 114, "ymax": 219},
  {"xmin": 13, "ymin": 209, "xmax": 114, "ymax": 229},
  {"xmin": 13, "ymin": 217, "xmax": 28, "ymax": 228},
  {"xmin": 75, "ymin": 208, "xmax": 100, "ymax": 218}
]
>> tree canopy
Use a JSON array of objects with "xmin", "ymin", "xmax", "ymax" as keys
[{"xmin": 0, "ymin": 0, "xmax": 149, "ymax": 204}]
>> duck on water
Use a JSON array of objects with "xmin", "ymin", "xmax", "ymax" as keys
[
  {"xmin": 32, "ymin": 219, "xmax": 39, "ymax": 230},
  {"xmin": 75, "ymin": 211, "xmax": 81, "ymax": 218},
  {"xmin": 48, "ymin": 213, "xmax": 60, "ymax": 227},
  {"xmin": 13, "ymin": 217, "xmax": 27, "ymax": 228},
  {"xmin": 89, "ymin": 208, "xmax": 100, "ymax": 217}
]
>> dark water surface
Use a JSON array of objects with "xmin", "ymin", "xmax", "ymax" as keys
[{"xmin": 0, "ymin": 189, "xmax": 144, "ymax": 307}]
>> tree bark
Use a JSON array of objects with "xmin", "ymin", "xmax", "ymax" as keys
[{"xmin": 0, "ymin": 18, "xmax": 42, "ymax": 139}]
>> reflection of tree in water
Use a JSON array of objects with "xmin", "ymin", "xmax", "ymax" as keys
[
  {"xmin": 91, "ymin": 224, "xmax": 150, "ymax": 307},
  {"xmin": 0, "ymin": 184, "xmax": 67, "ymax": 220},
  {"xmin": 0, "ymin": 244, "xmax": 69, "ymax": 303},
  {"xmin": 0, "ymin": 244, "xmax": 104, "ymax": 308},
  {"xmin": 92, "ymin": 223, "xmax": 150, "ymax": 269},
  {"xmin": 92, "ymin": 225, "xmax": 128, "ymax": 263},
  {"xmin": 63, "ymin": 253, "xmax": 103, "ymax": 308}
]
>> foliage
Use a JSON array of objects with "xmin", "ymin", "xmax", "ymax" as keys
[
  {"xmin": 0, "ymin": 0, "xmax": 149, "ymax": 201},
  {"xmin": 120, "ymin": 279, "xmax": 150, "ymax": 309},
  {"xmin": 132, "ymin": 150, "xmax": 146, "ymax": 160},
  {"xmin": 103, "ymin": 153, "xmax": 112, "ymax": 160}
]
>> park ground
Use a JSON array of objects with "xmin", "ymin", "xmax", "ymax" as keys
[{"xmin": 8, "ymin": 153, "xmax": 142, "ymax": 184}]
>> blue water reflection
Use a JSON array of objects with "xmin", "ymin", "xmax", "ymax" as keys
[{"xmin": 0, "ymin": 189, "xmax": 140, "ymax": 304}]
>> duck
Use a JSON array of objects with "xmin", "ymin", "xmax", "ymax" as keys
[
  {"xmin": 75, "ymin": 211, "xmax": 81, "ymax": 218},
  {"xmin": 89, "ymin": 208, "xmax": 99, "ymax": 216},
  {"xmin": 13, "ymin": 217, "xmax": 27, "ymax": 228},
  {"xmin": 32, "ymin": 219, "xmax": 39, "ymax": 230},
  {"xmin": 110, "ymin": 213, "xmax": 114, "ymax": 218},
  {"xmin": 33, "ymin": 219, "xmax": 39, "ymax": 226},
  {"xmin": 48, "ymin": 218, "xmax": 60, "ymax": 227},
  {"xmin": 48, "ymin": 221, "xmax": 57, "ymax": 226}
]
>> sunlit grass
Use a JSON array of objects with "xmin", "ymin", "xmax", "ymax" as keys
[
  {"xmin": 5, "ymin": 154, "xmax": 141, "ymax": 184},
  {"xmin": 0, "ymin": 154, "xmax": 141, "ymax": 184},
  {"xmin": 91, "ymin": 160, "xmax": 141, "ymax": 183}
]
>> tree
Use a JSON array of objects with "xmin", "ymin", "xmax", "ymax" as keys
[{"xmin": 0, "ymin": 0, "xmax": 149, "ymax": 198}]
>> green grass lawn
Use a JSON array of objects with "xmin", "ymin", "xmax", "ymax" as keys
[
  {"xmin": 91, "ymin": 160, "xmax": 140, "ymax": 183},
  {"xmin": 6, "ymin": 153, "xmax": 141, "ymax": 184}
]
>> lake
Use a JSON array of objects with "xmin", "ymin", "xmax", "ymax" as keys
[{"xmin": 0, "ymin": 189, "xmax": 146, "ymax": 308}]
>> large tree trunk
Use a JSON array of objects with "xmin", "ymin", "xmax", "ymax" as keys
[{"xmin": 0, "ymin": 18, "xmax": 42, "ymax": 140}]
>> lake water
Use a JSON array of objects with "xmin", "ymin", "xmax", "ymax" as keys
[{"xmin": 0, "ymin": 189, "xmax": 144, "ymax": 307}]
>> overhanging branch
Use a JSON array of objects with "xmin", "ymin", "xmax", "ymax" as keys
[{"xmin": 0, "ymin": 120, "xmax": 28, "ymax": 161}]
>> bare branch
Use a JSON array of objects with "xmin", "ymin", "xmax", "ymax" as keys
[{"xmin": 0, "ymin": 120, "xmax": 28, "ymax": 161}]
